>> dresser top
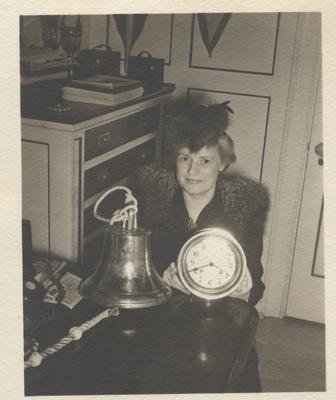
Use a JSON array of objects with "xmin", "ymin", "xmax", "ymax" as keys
[{"xmin": 21, "ymin": 79, "xmax": 175, "ymax": 127}]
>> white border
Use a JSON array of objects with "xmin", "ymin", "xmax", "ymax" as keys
[{"xmin": 1, "ymin": 1, "xmax": 336, "ymax": 399}]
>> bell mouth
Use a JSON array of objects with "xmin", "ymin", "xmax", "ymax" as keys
[{"xmin": 79, "ymin": 282, "xmax": 172, "ymax": 309}]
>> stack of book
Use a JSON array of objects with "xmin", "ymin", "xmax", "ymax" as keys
[{"xmin": 62, "ymin": 75, "xmax": 144, "ymax": 106}]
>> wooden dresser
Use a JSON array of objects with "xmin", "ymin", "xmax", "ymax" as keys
[{"xmin": 21, "ymin": 80, "xmax": 175, "ymax": 270}]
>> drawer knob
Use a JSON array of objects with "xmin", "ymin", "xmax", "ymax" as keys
[
  {"xmin": 98, "ymin": 133, "xmax": 110, "ymax": 147},
  {"xmin": 138, "ymin": 152, "xmax": 147, "ymax": 161},
  {"xmin": 97, "ymin": 168, "xmax": 110, "ymax": 184}
]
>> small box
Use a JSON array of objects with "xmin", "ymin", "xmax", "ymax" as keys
[
  {"xmin": 127, "ymin": 51, "xmax": 164, "ymax": 92},
  {"xmin": 75, "ymin": 46, "xmax": 120, "ymax": 78}
]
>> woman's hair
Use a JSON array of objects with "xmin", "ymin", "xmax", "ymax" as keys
[{"xmin": 167, "ymin": 102, "xmax": 237, "ymax": 167}]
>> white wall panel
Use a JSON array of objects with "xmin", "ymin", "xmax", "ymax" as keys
[{"xmin": 188, "ymin": 88, "xmax": 269, "ymax": 181}]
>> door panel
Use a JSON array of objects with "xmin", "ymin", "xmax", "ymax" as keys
[{"xmin": 286, "ymin": 75, "xmax": 324, "ymax": 323}]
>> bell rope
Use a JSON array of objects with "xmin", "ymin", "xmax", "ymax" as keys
[
  {"xmin": 24, "ymin": 307, "xmax": 119, "ymax": 369},
  {"xmin": 93, "ymin": 186, "xmax": 138, "ymax": 229}
]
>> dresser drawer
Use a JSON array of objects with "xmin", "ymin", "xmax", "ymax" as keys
[
  {"xmin": 84, "ymin": 106, "xmax": 160, "ymax": 161},
  {"xmin": 84, "ymin": 138, "xmax": 156, "ymax": 200}
]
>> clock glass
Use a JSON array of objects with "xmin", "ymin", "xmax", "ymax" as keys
[{"xmin": 177, "ymin": 228, "xmax": 247, "ymax": 300}]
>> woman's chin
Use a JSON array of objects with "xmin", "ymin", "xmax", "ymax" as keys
[
  {"xmin": 183, "ymin": 186, "xmax": 209, "ymax": 198},
  {"xmin": 182, "ymin": 183, "xmax": 201, "ymax": 192}
]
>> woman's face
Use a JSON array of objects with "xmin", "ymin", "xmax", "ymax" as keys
[{"xmin": 176, "ymin": 145, "xmax": 225, "ymax": 199}]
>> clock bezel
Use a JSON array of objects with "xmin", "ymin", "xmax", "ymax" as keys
[{"xmin": 177, "ymin": 228, "xmax": 247, "ymax": 300}]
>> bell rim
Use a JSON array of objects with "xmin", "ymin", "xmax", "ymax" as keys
[{"xmin": 79, "ymin": 286, "xmax": 172, "ymax": 309}]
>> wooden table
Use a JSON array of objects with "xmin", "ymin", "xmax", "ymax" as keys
[{"xmin": 24, "ymin": 294, "xmax": 259, "ymax": 395}]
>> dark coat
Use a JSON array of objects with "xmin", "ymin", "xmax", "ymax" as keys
[{"xmin": 131, "ymin": 166, "xmax": 270, "ymax": 306}]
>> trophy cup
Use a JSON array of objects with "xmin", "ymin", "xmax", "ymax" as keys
[{"xmin": 59, "ymin": 15, "xmax": 82, "ymax": 78}]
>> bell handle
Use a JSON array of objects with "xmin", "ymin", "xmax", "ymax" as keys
[{"xmin": 93, "ymin": 186, "xmax": 138, "ymax": 225}]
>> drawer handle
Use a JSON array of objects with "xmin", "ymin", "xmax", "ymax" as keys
[
  {"xmin": 98, "ymin": 132, "xmax": 110, "ymax": 147},
  {"xmin": 137, "ymin": 152, "xmax": 148, "ymax": 161},
  {"xmin": 97, "ymin": 168, "xmax": 110, "ymax": 184}
]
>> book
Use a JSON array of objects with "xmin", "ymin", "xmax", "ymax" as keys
[
  {"xmin": 59, "ymin": 272, "xmax": 83, "ymax": 309},
  {"xmin": 62, "ymin": 75, "xmax": 144, "ymax": 105},
  {"xmin": 32, "ymin": 259, "xmax": 83, "ymax": 309},
  {"xmin": 62, "ymin": 85, "xmax": 144, "ymax": 106},
  {"xmin": 21, "ymin": 69, "xmax": 68, "ymax": 85},
  {"xmin": 70, "ymin": 75, "xmax": 143, "ymax": 91},
  {"xmin": 43, "ymin": 272, "xmax": 83, "ymax": 309}
]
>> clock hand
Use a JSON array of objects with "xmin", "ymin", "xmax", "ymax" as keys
[
  {"xmin": 208, "ymin": 262, "xmax": 222, "ymax": 270},
  {"xmin": 188, "ymin": 264, "xmax": 210, "ymax": 272},
  {"xmin": 188, "ymin": 262, "xmax": 222, "ymax": 272}
]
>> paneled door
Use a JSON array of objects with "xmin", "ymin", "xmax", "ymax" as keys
[{"xmin": 285, "ymin": 74, "xmax": 324, "ymax": 324}]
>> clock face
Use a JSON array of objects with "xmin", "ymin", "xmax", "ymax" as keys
[
  {"xmin": 177, "ymin": 228, "xmax": 246, "ymax": 300},
  {"xmin": 185, "ymin": 237, "xmax": 236, "ymax": 289}
]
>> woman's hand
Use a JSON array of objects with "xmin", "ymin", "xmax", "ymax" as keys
[
  {"xmin": 228, "ymin": 268, "xmax": 252, "ymax": 302},
  {"xmin": 162, "ymin": 261, "xmax": 252, "ymax": 301},
  {"xmin": 162, "ymin": 262, "xmax": 191, "ymax": 294}
]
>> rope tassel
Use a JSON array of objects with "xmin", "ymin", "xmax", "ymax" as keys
[{"xmin": 25, "ymin": 306, "xmax": 119, "ymax": 369}]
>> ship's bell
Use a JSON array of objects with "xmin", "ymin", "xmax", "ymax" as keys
[
  {"xmin": 79, "ymin": 186, "xmax": 172, "ymax": 308},
  {"xmin": 79, "ymin": 225, "xmax": 172, "ymax": 308}
]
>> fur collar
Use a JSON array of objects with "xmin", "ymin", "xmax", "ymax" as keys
[{"xmin": 132, "ymin": 166, "xmax": 270, "ymax": 233}]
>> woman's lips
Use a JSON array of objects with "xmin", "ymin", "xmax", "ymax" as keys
[{"xmin": 185, "ymin": 178, "xmax": 202, "ymax": 184}]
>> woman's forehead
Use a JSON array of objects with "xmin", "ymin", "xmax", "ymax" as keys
[{"xmin": 178, "ymin": 145, "xmax": 220, "ymax": 158}]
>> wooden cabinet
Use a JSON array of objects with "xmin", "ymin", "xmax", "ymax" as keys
[{"xmin": 21, "ymin": 83, "xmax": 174, "ymax": 270}]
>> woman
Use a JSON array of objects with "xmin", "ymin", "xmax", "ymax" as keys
[
  {"xmin": 132, "ymin": 102, "xmax": 269, "ymax": 306},
  {"xmin": 131, "ymin": 102, "xmax": 269, "ymax": 392}
]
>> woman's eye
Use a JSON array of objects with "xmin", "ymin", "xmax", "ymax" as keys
[
  {"xmin": 201, "ymin": 159, "xmax": 211, "ymax": 165},
  {"xmin": 178, "ymin": 156, "xmax": 189, "ymax": 162}
]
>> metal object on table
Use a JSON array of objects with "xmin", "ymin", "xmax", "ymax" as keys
[
  {"xmin": 79, "ymin": 186, "xmax": 171, "ymax": 308},
  {"xmin": 48, "ymin": 102, "xmax": 71, "ymax": 113}
]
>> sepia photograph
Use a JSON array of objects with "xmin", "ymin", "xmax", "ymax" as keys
[{"xmin": 2, "ymin": 1, "xmax": 334, "ymax": 398}]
